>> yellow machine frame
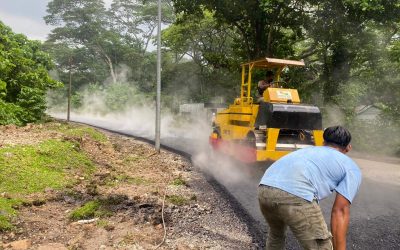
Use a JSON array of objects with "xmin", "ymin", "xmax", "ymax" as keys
[
  {"xmin": 212, "ymin": 57, "xmax": 324, "ymax": 162},
  {"xmin": 240, "ymin": 58, "xmax": 305, "ymax": 104}
]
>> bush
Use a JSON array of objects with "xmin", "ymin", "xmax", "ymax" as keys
[
  {"xmin": 104, "ymin": 83, "xmax": 138, "ymax": 111},
  {"xmin": 0, "ymin": 100, "xmax": 24, "ymax": 126},
  {"xmin": 0, "ymin": 21, "xmax": 61, "ymax": 125}
]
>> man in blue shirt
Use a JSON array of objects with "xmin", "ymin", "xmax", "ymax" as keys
[{"xmin": 258, "ymin": 126, "xmax": 362, "ymax": 250}]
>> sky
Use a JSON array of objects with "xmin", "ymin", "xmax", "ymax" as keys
[{"xmin": 0, "ymin": 0, "xmax": 113, "ymax": 41}]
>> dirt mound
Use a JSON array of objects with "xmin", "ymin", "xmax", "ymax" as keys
[{"xmin": 0, "ymin": 122, "xmax": 256, "ymax": 249}]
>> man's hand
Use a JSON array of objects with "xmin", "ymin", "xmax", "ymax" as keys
[{"xmin": 331, "ymin": 193, "xmax": 351, "ymax": 250}]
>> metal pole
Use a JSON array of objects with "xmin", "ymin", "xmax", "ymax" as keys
[
  {"xmin": 67, "ymin": 57, "xmax": 72, "ymax": 122},
  {"xmin": 155, "ymin": 0, "xmax": 161, "ymax": 152}
]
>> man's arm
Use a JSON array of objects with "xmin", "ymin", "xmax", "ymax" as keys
[{"xmin": 331, "ymin": 193, "xmax": 351, "ymax": 250}]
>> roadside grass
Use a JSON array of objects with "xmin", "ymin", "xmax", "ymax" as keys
[
  {"xmin": 69, "ymin": 200, "xmax": 104, "ymax": 220},
  {"xmin": 171, "ymin": 176, "xmax": 186, "ymax": 186},
  {"xmin": 0, "ymin": 198, "xmax": 21, "ymax": 231},
  {"xmin": 50, "ymin": 123, "xmax": 108, "ymax": 143},
  {"xmin": 69, "ymin": 195, "xmax": 127, "ymax": 221},
  {"xmin": 123, "ymin": 154, "xmax": 143, "ymax": 164},
  {"xmin": 127, "ymin": 176, "xmax": 153, "ymax": 185},
  {"xmin": 0, "ymin": 139, "xmax": 95, "ymax": 231},
  {"xmin": 190, "ymin": 194, "xmax": 197, "ymax": 201},
  {"xmin": 166, "ymin": 195, "xmax": 188, "ymax": 206},
  {"xmin": 96, "ymin": 219, "xmax": 109, "ymax": 228},
  {"xmin": 106, "ymin": 174, "xmax": 153, "ymax": 187}
]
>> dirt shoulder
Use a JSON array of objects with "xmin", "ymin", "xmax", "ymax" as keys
[{"xmin": 0, "ymin": 122, "xmax": 257, "ymax": 250}]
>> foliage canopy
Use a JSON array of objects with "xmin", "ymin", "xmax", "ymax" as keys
[{"xmin": 0, "ymin": 21, "xmax": 60, "ymax": 125}]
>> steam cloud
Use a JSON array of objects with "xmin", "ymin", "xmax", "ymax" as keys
[{"xmin": 47, "ymin": 62, "xmax": 262, "ymax": 208}]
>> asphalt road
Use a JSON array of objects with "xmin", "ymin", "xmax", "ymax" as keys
[
  {"xmin": 60, "ymin": 114, "xmax": 400, "ymax": 250},
  {"xmin": 195, "ymin": 154, "xmax": 400, "ymax": 250}
]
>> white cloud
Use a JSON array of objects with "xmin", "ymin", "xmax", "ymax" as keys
[{"xmin": 0, "ymin": 10, "xmax": 53, "ymax": 41}]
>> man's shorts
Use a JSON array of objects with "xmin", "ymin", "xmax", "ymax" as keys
[{"xmin": 258, "ymin": 185, "xmax": 332, "ymax": 249}]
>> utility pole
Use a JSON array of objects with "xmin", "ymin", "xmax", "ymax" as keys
[
  {"xmin": 67, "ymin": 57, "xmax": 72, "ymax": 122},
  {"xmin": 155, "ymin": 0, "xmax": 162, "ymax": 152}
]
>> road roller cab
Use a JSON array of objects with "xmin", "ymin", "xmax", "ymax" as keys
[{"xmin": 209, "ymin": 57, "xmax": 324, "ymax": 162}]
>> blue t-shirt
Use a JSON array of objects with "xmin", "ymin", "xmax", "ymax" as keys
[{"xmin": 259, "ymin": 146, "xmax": 362, "ymax": 203}]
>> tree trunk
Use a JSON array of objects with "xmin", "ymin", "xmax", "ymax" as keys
[
  {"xmin": 95, "ymin": 43, "xmax": 117, "ymax": 84},
  {"xmin": 267, "ymin": 26, "xmax": 273, "ymax": 57},
  {"xmin": 143, "ymin": 24, "xmax": 157, "ymax": 54},
  {"xmin": 104, "ymin": 53, "xmax": 117, "ymax": 84}
]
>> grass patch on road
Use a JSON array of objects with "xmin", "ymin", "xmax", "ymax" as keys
[{"xmin": 0, "ymin": 139, "xmax": 95, "ymax": 231}]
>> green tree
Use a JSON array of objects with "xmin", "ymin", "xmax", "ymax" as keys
[
  {"xmin": 298, "ymin": 1, "xmax": 400, "ymax": 104},
  {"xmin": 45, "ymin": 0, "xmax": 129, "ymax": 84},
  {"xmin": 172, "ymin": 0, "xmax": 309, "ymax": 59},
  {"xmin": 163, "ymin": 10, "xmax": 238, "ymax": 68},
  {"xmin": 170, "ymin": 0, "xmax": 400, "ymax": 105},
  {"xmin": 43, "ymin": 41, "xmax": 108, "ymax": 109},
  {"xmin": 110, "ymin": 0, "xmax": 175, "ymax": 53},
  {"xmin": 162, "ymin": 11, "xmax": 240, "ymax": 102},
  {"xmin": 0, "ymin": 21, "xmax": 60, "ymax": 125},
  {"xmin": 44, "ymin": 0, "xmax": 175, "ymax": 95}
]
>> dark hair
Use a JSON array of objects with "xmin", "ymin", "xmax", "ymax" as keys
[{"xmin": 323, "ymin": 126, "xmax": 351, "ymax": 149}]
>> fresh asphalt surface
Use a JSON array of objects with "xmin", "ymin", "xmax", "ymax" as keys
[{"xmin": 62, "ymin": 115, "xmax": 400, "ymax": 250}]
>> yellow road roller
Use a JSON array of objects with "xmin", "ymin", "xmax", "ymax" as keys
[{"xmin": 209, "ymin": 58, "xmax": 324, "ymax": 162}]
